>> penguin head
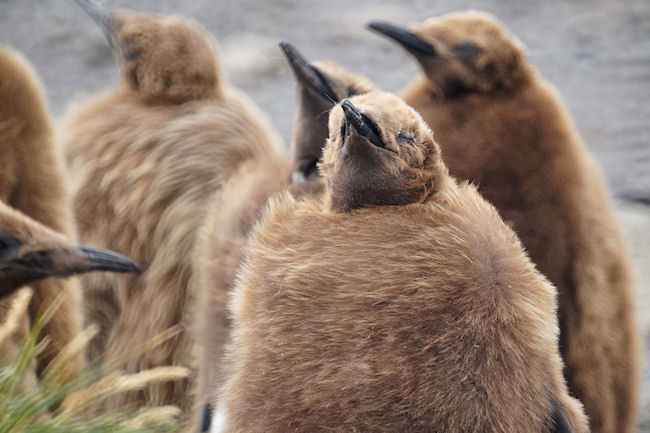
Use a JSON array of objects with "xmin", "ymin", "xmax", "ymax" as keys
[
  {"xmin": 368, "ymin": 11, "xmax": 529, "ymax": 99},
  {"xmin": 320, "ymin": 91, "xmax": 447, "ymax": 212},
  {"xmin": 75, "ymin": 1, "xmax": 221, "ymax": 103},
  {"xmin": 0, "ymin": 202, "xmax": 140, "ymax": 298},
  {"xmin": 279, "ymin": 42, "xmax": 376, "ymax": 183}
]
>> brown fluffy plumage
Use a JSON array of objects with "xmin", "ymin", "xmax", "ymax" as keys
[
  {"xmin": 63, "ymin": 7, "xmax": 282, "ymax": 413},
  {"xmin": 192, "ymin": 48, "xmax": 375, "ymax": 430},
  {"xmin": 0, "ymin": 46, "xmax": 84, "ymax": 377},
  {"xmin": 368, "ymin": 11, "xmax": 640, "ymax": 433},
  {"xmin": 0, "ymin": 199, "xmax": 139, "ymax": 397},
  {"xmin": 214, "ymin": 91, "xmax": 588, "ymax": 433}
]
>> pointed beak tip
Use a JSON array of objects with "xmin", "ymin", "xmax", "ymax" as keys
[
  {"xmin": 338, "ymin": 101, "xmax": 386, "ymax": 149},
  {"xmin": 280, "ymin": 43, "xmax": 339, "ymax": 103},
  {"xmin": 340, "ymin": 100, "xmax": 362, "ymax": 133},
  {"xmin": 79, "ymin": 246, "xmax": 142, "ymax": 275},
  {"xmin": 126, "ymin": 261, "xmax": 142, "ymax": 274},
  {"xmin": 74, "ymin": 0, "xmax": 115, "ymax": 49},
  {"xmin": 278, "ymin": 42, "xmax": 301, "ymax": 68},
  {"xmin": 278, "ymin": 41, "xmax": 306, "ymax": 67},
  {"xmin": 365, "ymin": 20, "xmax": 391, "ymax": 35},
  {"xmin": 340, "ymin": 99, "xmax": 357, "ymax": 117},
  {"xmin": 365, "ymin": 20, "xmax": 382, "ymax": 31},
  {"xmin": 364, "ymin": 20, "xmax": 436, "ymax": 57}
]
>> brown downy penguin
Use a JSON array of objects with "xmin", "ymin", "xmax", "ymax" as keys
[
  {"xmin": 367, "ymin": 11, "xmax": 639, "ymax": 433},
  {"xmin": 0, "ymin": 45, "xmax": 85, "ymax": 378},
  {"xmin": 192, "ymin": 42, "xmax": 376, "ymax": 431},
  {"xmin": 0, "ymin": 200, "xmax": 140, "ymax": 299},
  {"xmin": 63, "ymin": 0, "xmax": 283, "ymax": 413},
  {"xmin": 214, "ymin": 91, "xmax": 589, "ymax": 433},
  {"xmin": 0, "ymin": 199, "xmax": 140, "ymax": 402}
]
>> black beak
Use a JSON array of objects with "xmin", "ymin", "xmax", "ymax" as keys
[
  {"xmin": 0, "ymin": 243, "xmax": 140, "ymax": 298},
  {"xmin": 78, "ymin": 246, "xmax": 141, "ymax": 274},
  {"xmin": 278, "ymin": 41, "xmax": 339, "ymax": 103},
  {"xmin": 8, "ymin": 244, "xmax": 141, "ymax": 276},
  {"xmin": 340, "ymin": 99, "xmax": 385, "ymax": 149},
  {"xmin": 366, "ymin": 21, "xmax": 436, "ymax": 57},
  {"xmin": 75, "ymin": 0, "xmax": 114, "ymax": 49}
]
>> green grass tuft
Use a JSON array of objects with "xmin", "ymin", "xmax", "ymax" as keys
[{"xmin": 0, "ymin": 289, "xmax": 185, "ymax": 433}]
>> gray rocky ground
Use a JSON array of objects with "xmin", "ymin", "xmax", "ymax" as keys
[{"xmin": 1, "ymin": 0, "xmax": 648, "ymax": 428}]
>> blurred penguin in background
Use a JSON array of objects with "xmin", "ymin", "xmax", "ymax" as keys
[
  {"xmin": 0, "ymin": 199, "xmax": 140, "ymax": 397},
  {"xmin": 367, "ymin": 11, "xmax": 640, "ymax": 433},
  {"xmin": 63, "ymin": 1, "xmax": 283, "ymax": 414},
  {"xmin": 192, "ymin": 42, "xmax": 376, "ymax": 431},
  {"xmin": 0, "ymin": 45, "xmax": 85, "ymax": 380}
]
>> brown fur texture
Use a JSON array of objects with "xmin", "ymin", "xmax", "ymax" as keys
[
  {"xmin": 215, "ymin": 92, "xmax": 588, "ymax": 433},
  {"xmin": 0, "ymin": 46, "xmax": 83, "ymax": 377},
  {"xmin": 62, "ymin": 9, "xmax": 282, "ymax": 413},
  {"xmin": 0, "ymin": 202, "xmax": 78, "ymax": 392},
  {"xmin": 192, "ymin": 58, "xmax": 374, "ymax": 430},
  {"xmin": 372, "ymin": 11, "xmax": 639, "ymax": 432}
]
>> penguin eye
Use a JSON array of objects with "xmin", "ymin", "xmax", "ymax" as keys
[
  {"xmin": 453, "ymin": 42, "xmax": 482, "ymax": 63},
  {"xmin": 123, "ymin": 43, "xmax": 139, "ymax": 61},
  {"xmin": 483, "ymin": 61, "xmax": 496, "ymax": 75},
  {"xmin": 396, "ymin": 132, "xmax": 415, "ymax": 146},
  {"xmin": 0, "ymin": 230, "xmax": 13, "ymax": 251},
  {"xmin": 0, "ymin": 230, "xmax": 22, "ymax": 259}
]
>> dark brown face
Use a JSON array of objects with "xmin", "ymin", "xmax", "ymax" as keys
[
  {"xmin": 279, "ymin": 42, "xmax": 376, "ymax": 182},
  {"xmin": 367, "ymin": 11, "xmax": 527, "ymax": 99},
  {"xmin": 320, "ymin": 92, "xmax": 444, "ymax": 212}
]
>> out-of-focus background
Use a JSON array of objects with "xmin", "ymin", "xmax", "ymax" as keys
[{"xmin": 0, "ymin": 0, "xmax": 648, "ymax": 428}]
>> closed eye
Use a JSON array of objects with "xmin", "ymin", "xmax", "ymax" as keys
[
  {"xmin": 396, "ymin": 132, "xmax": 415, "ymax": 146},
  {"xmin": 453, "ymin": 42, "xmax": 482, "ymax": 62}
]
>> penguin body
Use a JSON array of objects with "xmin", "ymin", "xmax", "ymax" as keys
[
  {"xmin": 192, "ymin": 44, "xmax": 375, "ymax": 430},
  {"xmin": 215, "ymin": 92, "xmax": 588, "ymax": 433},
  {"xmin": 0, "ymin": 46, "xmax": 84, "ymax": 378},
  {"xmin": 64, "ymin": 4, "xmax": 282, "ymax": 412},
  {"xmin": 368, "ymin": 12, "xmax": 640, "ymax": 432}
]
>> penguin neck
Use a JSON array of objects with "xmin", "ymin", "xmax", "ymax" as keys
[{"xmin": 289, "ymin": 86, "xmax": 334, "ymax": 176}]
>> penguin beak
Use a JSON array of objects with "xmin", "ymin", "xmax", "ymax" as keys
[
  {"xmin": 278, "ymin": 41, "xmax": 339, "ymax": 103},
  {"xmin": 75, "ymin": 0, "xmax": 114, "ymax": 48},
  {"xmin": 76, "ymin": 246, "xmax": 142, "ymax": 274},
  {"xmin": 5, "ymin": 243, "xmax": 141, "ymax": 276},
  {"xmin": 1, "ymin": 242, "xmax": 140, "ymax": 297},
  {"xmin": 340, "ymin": 99, "xmax": 386, "ymax": 150},
  {"xmin": 366, "ymin": 21, "xmax": 436, "ymax": 57},
  {"xmin": 75, "ymin": 0, "xmax": 138, "ymax": 61}
]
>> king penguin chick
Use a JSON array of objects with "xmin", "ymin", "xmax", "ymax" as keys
[
  {"xmin": 0, "ymin": 200, "xmax": 140, "ymax": 299},
  {"xmin": 63, "ymin": 1, "xmax": 283, "ymax": 413},
  {"xmin": 0, "ymin": 199, "xmax": 140, "ymax": 398},
  {"xmin": 213, "ymin": 91, "xmax": 589, "ymax": 433},
  {"xmin": 367, "ymin": 11, "xmax": 639, "ymax": 433},
  {"xmin": 0, "ymin": 45, "xmax": 85, "ymax": 379},
  {"xmin": 192, "ymin": 42, "xmax": 376, "ymax": 431}
]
